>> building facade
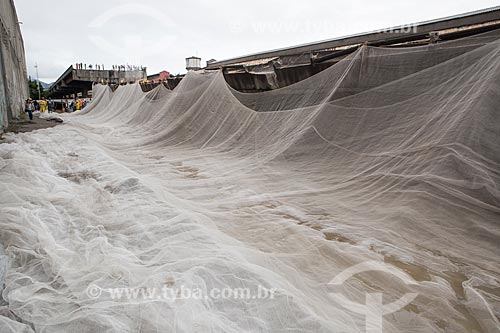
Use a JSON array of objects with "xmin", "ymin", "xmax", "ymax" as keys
[{"xmin": 146, "ymin": 70, "xmax": 170, "ymax": 83}]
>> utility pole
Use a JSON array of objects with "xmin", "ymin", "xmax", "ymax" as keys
[{"xmin": 34, "ymin": 62, "xmax": 41, "ymax": 100}]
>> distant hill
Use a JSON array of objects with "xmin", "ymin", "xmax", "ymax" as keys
[{"xmin": 35, "ymin": 80, "xmax": 53, "ymax": 90}]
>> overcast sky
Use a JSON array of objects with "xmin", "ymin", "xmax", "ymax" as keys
[{"xmin": 14, "ymin": 0, "xmax": 500, "ymax": 83}]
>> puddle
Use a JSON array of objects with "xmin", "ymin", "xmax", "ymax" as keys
[
  {"xmin": 58, "ymin": 170, "xmax": 99, "ymax": 184},
  {"xmin": 443, "ymin": 270, "xmax": 468, "ymax": 299},
  {"xmin": 175, "ymin": 166, "xmax": 206, "ymax": 179},
  {"xmin": 104, "ymin": 178, "xmax": 141, "ymax": 194},
  {"xmin": 323, "ymin": 231, "xmax": 356, "ymax": 245},
  {"xmin": 383, "ymin": 255, "xmax": 432, "ymax": 282}
]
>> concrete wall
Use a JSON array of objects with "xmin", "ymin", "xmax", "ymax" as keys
[
  {"xmin": 73, "ymin": 68, "xmax": 146, "ymax": 84},
  {"xmin": 50, "ymin": 67, "xmax": 147, "ymax": 98},
  {"xmin": 0, "ymin": 0, "xmax": 28, "ymax": 130}
]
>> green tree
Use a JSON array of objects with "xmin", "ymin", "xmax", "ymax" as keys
[{"xmin": 28, "ymin": 79, "xmax": 50, "ymax": 99}]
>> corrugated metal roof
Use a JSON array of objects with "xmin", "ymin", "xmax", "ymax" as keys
[
  {"xmin": 229, "ymin": 57, "xmax": 278, "ymax": 67},
  {"xmin": 207, "ymin": 6, "xmax": 500, "ymax": 68}
]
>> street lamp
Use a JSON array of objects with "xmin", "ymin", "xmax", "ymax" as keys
[{"xmin": 34, "ymin": 62, "xmax": 41, "ymax": 100}]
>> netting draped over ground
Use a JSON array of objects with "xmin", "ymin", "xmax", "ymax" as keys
[{"xmin": 0, "ymin": 29, "xmax": 500, "ymax": 332}]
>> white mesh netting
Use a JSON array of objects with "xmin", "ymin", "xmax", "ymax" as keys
[{"xmin": 0, "ymin": 29, "xmax": 500, "ymax": 332}]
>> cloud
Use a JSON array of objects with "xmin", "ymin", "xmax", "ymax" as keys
[{"xmin": 14, "ymin": 0, "xmax": 500, "ymax": 82}]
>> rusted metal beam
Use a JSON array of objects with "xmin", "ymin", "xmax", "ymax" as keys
[{"xmin": 312, "ymin": 45, "xmax": 361, "ymax": 63}]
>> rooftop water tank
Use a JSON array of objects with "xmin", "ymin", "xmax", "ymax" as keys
[{"xmin": 186, "ymin": 56, "xmax": 201, "ymax": 71}]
